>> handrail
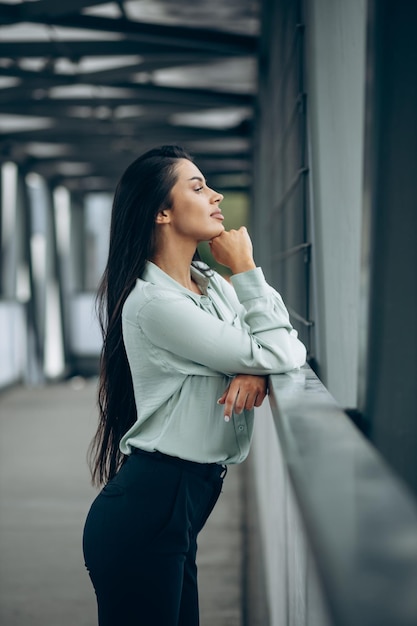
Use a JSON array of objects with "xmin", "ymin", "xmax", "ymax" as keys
[{"xmin": 268, "ymin": 365, "xmax": 417, "ymax": 626}]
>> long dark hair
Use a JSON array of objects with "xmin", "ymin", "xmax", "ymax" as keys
[{"xmin": 88, "ymin": 145, "xmax": 192, "ymax": 486}]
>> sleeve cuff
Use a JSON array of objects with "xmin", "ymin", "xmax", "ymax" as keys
[{"xmin": 230, "ymin": 267, "xmax": 271, "ymax": 302}]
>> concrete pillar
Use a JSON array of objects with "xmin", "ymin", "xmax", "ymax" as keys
[
  {"xmin": 19, "ymin": 169, "xmax": 44, "ymax": 383},
  {"xmin": 358, "ymin": 0, "xmax": 417, "ymax": 496},
  {"xmin": 0, "ymin": 162, "xmax": 18, "ymax": 299},
  {"xmin": 69, "ymin": 194, "xmax": 86, "ymax": 293},
  {"xmin": 43, "ymin": 182, "xmax": 65, "ymax": 379}
]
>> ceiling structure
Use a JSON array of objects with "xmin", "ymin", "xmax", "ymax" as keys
[{"xmin": 0, "ymin": 0, "xmax": 260, "ymax": 195}]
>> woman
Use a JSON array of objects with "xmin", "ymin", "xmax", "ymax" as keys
[{"xmin": 83, "ymin": 145, "xmax": 306, "ymax": 626}]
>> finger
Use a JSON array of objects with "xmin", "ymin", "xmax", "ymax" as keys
[
  {"xmin": 223, "ymin": 386, "xmax": 240, "ymax": 422},
  {"xmin": 222, "ymin": 377, "xmax": 240, "ymax": 418},
  {"xmin": 254, "ymin": 392, "xmax": 267, "ymax": 407},
  {"xmin": 238, "ymin": 390, "xmax": 263, "ymax": 413},
  {"xmin": 234, "ymin": 390, "xmax": 249, "ymax": 414},
  {"xmin": 217, "ymin": 382, "xmax": 231, "ymax": 406},
  {"xmin": 244, "ymin": 391, "xmax": 264, "ymax": 412},
  {"xmin": 217, "ymin": 391, "xmax": 227, "ymax": 405},
  {"xmin": 243, "ymin": 393, "xmax": 257, "ymax": 412}
]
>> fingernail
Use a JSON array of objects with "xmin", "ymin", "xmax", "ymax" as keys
[{"xmin": 224, "ymin": 415, "xmax": 230, "ymax": 422}]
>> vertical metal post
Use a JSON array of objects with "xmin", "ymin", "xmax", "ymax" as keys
[{"xmin": 253, "ymin": 0, "xmax": 313, "ymax": 356}]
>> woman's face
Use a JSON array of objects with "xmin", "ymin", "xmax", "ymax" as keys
[{"xmin": 164, "ymin": 159, "xmax": 225, "ymax": 243}]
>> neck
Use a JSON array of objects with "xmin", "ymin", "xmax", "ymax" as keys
[{"xmin": 151, "ymin": 239, "xmax": 197, "ymax": 291}]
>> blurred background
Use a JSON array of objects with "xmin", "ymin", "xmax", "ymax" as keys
[{"xmin": 0, "ymin": 0, "xmax": 257, "ymax": 384}]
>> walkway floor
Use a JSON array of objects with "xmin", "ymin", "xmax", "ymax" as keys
[{"xmin": 0, "ymin": 380, "xmax": 244, "ymax": 626}]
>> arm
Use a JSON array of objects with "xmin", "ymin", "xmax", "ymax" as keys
[
  {"xmin": 136, "ymin": 274, "xmax": 304, "ymax": 375},
  {"xmin": 209, "ymin": 228, "xmax": 286, "ymax": 419},
  {"xmin": 135, "ymin": 229, "xmax": 306, "ymax": 376}
]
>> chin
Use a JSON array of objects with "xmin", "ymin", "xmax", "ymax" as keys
[{"xmin": 199, "ymin": 225, "xmax": 224, "ymax": 243}]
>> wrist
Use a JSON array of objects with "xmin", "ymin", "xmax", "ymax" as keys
[{"xmin": 230, "ymin": 260, "xmax": 256, "ymax": 274}]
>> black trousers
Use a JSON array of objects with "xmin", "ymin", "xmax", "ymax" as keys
[{"xmin": 83, "ymin": 450, "xmax": 226, "ymax": 626}]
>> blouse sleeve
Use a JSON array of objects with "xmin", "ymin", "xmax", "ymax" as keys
[{"xmin": 133, "ymin": 267, "xmax": 306, "ymax": 376}]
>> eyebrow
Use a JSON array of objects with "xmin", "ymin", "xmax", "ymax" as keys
[{"xmin": 187, "ymin": 176, "xmax": 205, "ymax": 183}]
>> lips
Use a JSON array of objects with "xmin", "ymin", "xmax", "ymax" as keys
[{"xmin": 210, "ymin": 211, "xmax": 224, "ymax": 220}]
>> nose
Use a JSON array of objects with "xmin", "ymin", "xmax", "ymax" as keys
[{"xmin": 211, "ymin": 188, "xmax": 224, "ymax": 203}]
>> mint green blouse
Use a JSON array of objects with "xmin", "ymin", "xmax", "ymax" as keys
[{"xmin": 120, "ymin": 261, "xmax": 306, "ymax": 464}]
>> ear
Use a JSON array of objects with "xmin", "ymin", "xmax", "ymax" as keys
[{"xmin": 155, "ymin": 209, "xmax": 171, "ymax": 224}]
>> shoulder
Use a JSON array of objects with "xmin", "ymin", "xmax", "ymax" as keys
[{"xmin": 122, "ymin": 279, "xmax": 193, "ymax": 325}]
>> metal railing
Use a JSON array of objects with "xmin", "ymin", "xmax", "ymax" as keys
[{"xmin": 250, "ymin": 365, "xmax": 417, "ymax": 626}]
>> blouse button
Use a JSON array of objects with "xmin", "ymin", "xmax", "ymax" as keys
[{"xmin": 238, "ymin": 424, "xmax": 245, "ymax": 432}]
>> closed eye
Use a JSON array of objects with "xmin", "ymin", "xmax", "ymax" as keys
[{"xmin": 189, "ymin": 175, "xmax": 207, "ymax": 192}]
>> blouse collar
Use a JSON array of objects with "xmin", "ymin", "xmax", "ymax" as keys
[{"xmin": 141, "ymin": 261, "xmax": 210, "ymax": 298}]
